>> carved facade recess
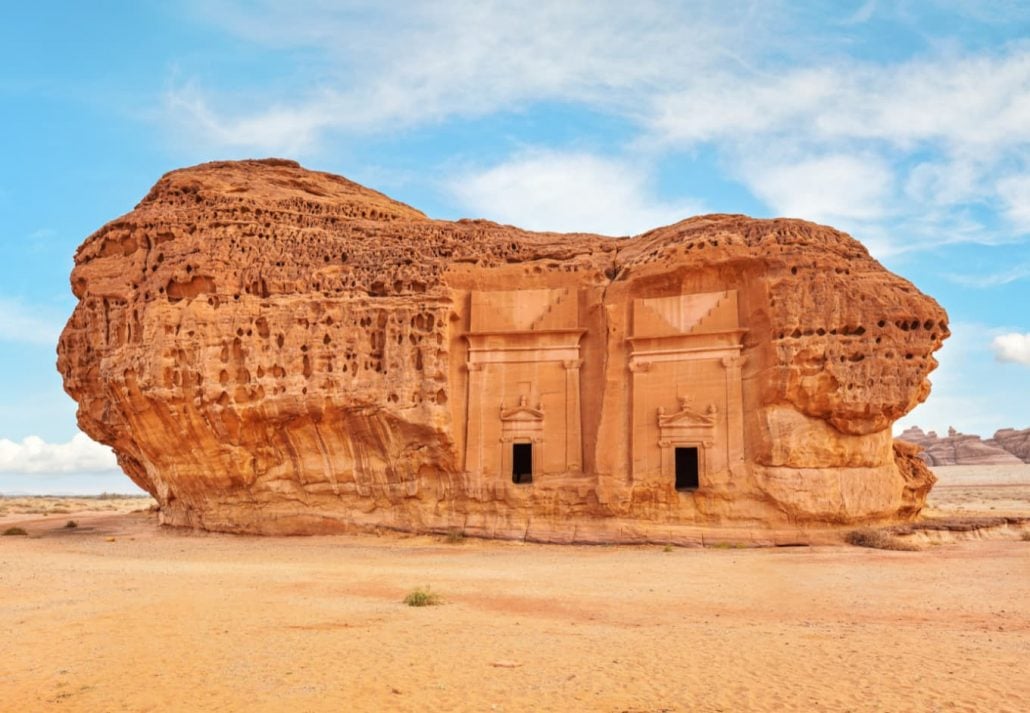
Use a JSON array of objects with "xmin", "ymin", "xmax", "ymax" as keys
[
  {"xmin": 463, "ymin": 288, "xmax": 584, "ymax": 482},
  {"xmin": 627, "ymin": 290, "xmax": 746, "ymax": 486}
]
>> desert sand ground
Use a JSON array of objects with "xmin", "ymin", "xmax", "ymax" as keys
[{"xmin": 2, "ymin": 468, "xmax": 1029, "ymax": 713}]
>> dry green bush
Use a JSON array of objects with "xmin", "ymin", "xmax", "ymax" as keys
[
  {"xmin": 845, "ymin": 528, "xmax": 919, "ymax": 551},
  {"xmin": 2, "ymin": 527, "xmax": 28, "ymax": 536},
  {"xmin": 403, "ymin": 587, "xmax": 442, "ymax": 607}
]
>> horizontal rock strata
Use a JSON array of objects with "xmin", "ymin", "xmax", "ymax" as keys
[
  {"xmin": 899, "ymin": 426, "xmax": 1030, "ymax": 466},
  {"xmin": 58, "ymin": 159, "xmax": 948, "ymax": 541}
]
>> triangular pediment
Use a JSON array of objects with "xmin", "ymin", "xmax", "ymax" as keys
[
  {"xmin": 633, "ymin": 290, "xmax": 738, "ymax": 338},
  {"xmin": 500, "ymin": 404, "xmax": 544, "ymax": 421},
  {"xmin": 658, "ymin": 405, "xmax": 716, "ymax": 427},
  {"xmin": 471, "ymin": 288, "xmax": 576, "ymax": 332}
]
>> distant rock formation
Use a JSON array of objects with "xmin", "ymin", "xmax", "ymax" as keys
[
  {"xmin": 898, "ymin": 426, "xmax": 1028, "ymax": 466},
  {"xmin": 988, "ymin": 428, "xmax": 1030, "ymax": 463},
  {"xmin": 58, "ymin": 159, "xmax": 948, "ymax": 542}
]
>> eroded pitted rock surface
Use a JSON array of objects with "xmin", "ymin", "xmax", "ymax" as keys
[{"xmin": 58, "ymin": 159, "xmax": 948, "ymax": 542}]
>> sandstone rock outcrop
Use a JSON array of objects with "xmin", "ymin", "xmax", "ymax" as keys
[
  {"xmin": 58, "ymin": 159, "xmax": 948, "ymax": 542},
  {"xmin": 900, "ymin": 426, "xmax": 1029, "ymax": 466},
  {"xmin": 988, "ymin": 428, "xmax": 1030, "ymax": 463}
]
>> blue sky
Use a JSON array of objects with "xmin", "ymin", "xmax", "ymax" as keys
[{"xmin": 2, "ymin": 1, "xmax": 1029, "ymax": 493}]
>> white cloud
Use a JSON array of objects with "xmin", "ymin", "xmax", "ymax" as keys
[
  {"xmin": 647, "ymin": 50, "xmax": 1030, "ymax": 151},
  {"xmin": 171, "ymin": 3, "xmax": 1030, "ymax": 161},
  {"xmin": 842, "ymin": 0, "xmax": 877, "ymax": 25},
  {"xmin": 943, "ymin": 264, "xmax": 1030, "ymax": 288},
  {"xmin": 992, "ymin": 332, "xmax": 1030, "ymax": 365},
  {"xmin": 450, "ymin": 151, "xmax": 703, "ymax": 236},
  {"xmin": 0, "ymin": 433, "xmax": 118, "ymax": 474},
  {"xmin": 168, "ymin": 0, "xmax": 777, "ymax": 155},
  {"xmin": 905, "ymin": 155, "xmax": 988, "ymax": 208},
  {"xmin": 0, "ymin": 298, "xmax": 63, "ymax": 346},
  {"xmin": 164, "ymin": 3, "xmax": 1030, "ymax": 255},
  {"xmin": 996, "ymin": 174, "xmax": 1030, "ymax": 233},
  {"xmin": 738, "ymin": 153, "xmax": 893, "ymax": 225},
  {"xmin": 164, "ymin": 83, "xmax": 334, "ymax": 156}
]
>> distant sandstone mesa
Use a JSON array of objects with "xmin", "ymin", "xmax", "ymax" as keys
[
  {"xmin": 898, "ymin": 426, "xmax": 1030, "ymax": 466},
  {"xmin": 57, "ymin": 159, "xmax": 949, "ymax": 543}
]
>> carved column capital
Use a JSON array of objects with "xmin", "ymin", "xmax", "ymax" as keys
[
  {"xmin": 563, "ymin": 359, "xmax": 583, "ymax": 371},
  {"xmin": 465, "ymin": 361, "xmax": 484, "ymax": 372},
  {"xmin": 629, "ymin": 360, "xmax": 651, "ymax": 373}
]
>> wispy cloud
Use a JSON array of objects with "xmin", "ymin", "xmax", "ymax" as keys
[
  {"xmin": 164, "ymin": 2, "xmax": 1030, "ymax": 255},
  {"xmin": 738, "ymin": 152, "xmax": 893, "ymax": 225},
  {"xmin": 449, "ymin": 151, "xmax": 703, "ymax": 236},
  {"xmin": 0, "ymin": 297, "xmax": 63, "ymax": 346},
  {"xmin": 647, "ymin": 49, "xmax": 1030, "ymax": 150},
  {"xmin": 996, "ymin": 174, "xmax": 1030, "ymax": 233},
  {"xmin": 167, "ymin": 1, "xmax": 764, "ymax": 157},
  {"xmin": 841, "ymin": 0, "xmax": 877, "ymax": 25},
  {"xmin": 992, "ymin": 332, "xmax": 1030, "ymax": 366},
  {"xmin": 164, "ymin": 81, "xmax": 336, "ymax": 156},
  {"xmin": 646, "ymin": 48, "xmax": 1030, "ymax": 251},
  {"xmin": 0, "ymin": 432, "xmax": 118, "ymax": 474},
  {"xmin": 943, "ymin": 264, "xmax": 1030, "ymax": 288}
]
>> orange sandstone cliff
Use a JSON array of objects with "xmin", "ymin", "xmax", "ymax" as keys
[{"xmin": 57, "ymin": 159, "xmax": 947, "ymax": 543}]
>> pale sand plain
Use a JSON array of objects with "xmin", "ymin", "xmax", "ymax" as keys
[{"xmin": 2, "ymin": 467, "xmax": 1029, "ymax": 713}]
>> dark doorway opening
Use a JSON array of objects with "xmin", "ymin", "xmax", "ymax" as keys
[
  {"xmin": 675, "ymin": 447, "xmax": 699, "ymax": 491},
  {"xmin": 512, "ymin": 443, "xmax": 533, "ymax": 484}
]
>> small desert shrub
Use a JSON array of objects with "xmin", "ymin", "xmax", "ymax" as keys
[
  {"xmin": 64, "ymin": 520, "xmax": 78, "ymax": 529},
  {"xmin": 403, "ymin": 587, "xmax": 442, "ymax": 607},
  {"xmin": 663, "ymin": 544, "xmax": 674, "ymax": 552},
  {"xmin": 845, "ymin": 528, "xmax": 919, "ymax": 551},
  {"xmin": 1020, "ymin": 531, "xmax": 1030, "ymax": 542},
  {"xmin": 444, "ymin": 529, "xmax": 465, "ymax": 544},
  {"xmin": 710, "ymin": 541, "xmax": 743, "ymax": 549},
  {"xmin": 2, "ymin": 527, "xmax": 28, "ymax": 536}
]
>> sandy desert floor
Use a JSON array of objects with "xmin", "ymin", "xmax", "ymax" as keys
[
  {"xmin": 2, "ymin": 468, "xmax": 1029, "ymax": 713},
  {"xmin": 924, "ymin": 464, "xmax": 1030, "ymax": 516}
]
